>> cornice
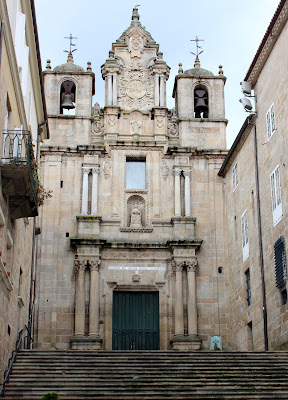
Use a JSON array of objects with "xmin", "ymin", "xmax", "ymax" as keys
[{"xmin": 245, "ymin": 0, "xmax": 288, "ymax": 86}]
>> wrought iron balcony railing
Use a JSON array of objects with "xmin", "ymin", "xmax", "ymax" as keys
[{"xmin": 1, "ymin": 130, "xmax": 38, "ymax": 218}]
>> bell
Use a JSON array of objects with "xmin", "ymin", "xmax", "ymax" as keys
[
  {"xmin": 194, "ymin": 89, "xmax": 208, "ymax": 118},
  {"xmin": 61, "ymin": 94, "xmax": 75, "ymax": 110}
]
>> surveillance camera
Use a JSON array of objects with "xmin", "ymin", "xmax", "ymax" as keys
[
  {"xmin": 240, "ymin": 81, "xmax": 252, "ymax": 96},
  {"xmin": 239, "ymin": 97, "xmax": 253, "ymax": 111}
]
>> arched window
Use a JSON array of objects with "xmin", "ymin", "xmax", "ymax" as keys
[
  {"xmin": 194, "ymin": 85, "xmax": 208, "ymax": 118},
  {"xmin": 60, "ymin": 80, "xmax": 76, "ymax": 115}
]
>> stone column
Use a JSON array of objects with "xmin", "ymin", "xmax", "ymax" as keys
[
  {"xmin": 174, "ymin": 168, "xmax": 182, "ymax": 217},
  {"xmin": 187, "ymin": 261, "xmax": 198, "ymax": 335},
  {"xmin": 91, "ymin": 167, "xmax": 100, "ymax": 216},
  {"xmin": 74, "ymin": 260, "xmax": 86, "ymax": 336},
  {"xmin": 112, "ymin": 74, "xmax": 117, "ymax": 105},
  {"xmin": 81, "ymin": 167, "xmax": 90, "ymax": 215},
  {"xmin": 89, "ymin": 260, "xmax": 100, "ymax": 336},
  {"xmin": 154, "ymin": 74, "xmax": 160, "ymax": 107},
  {"xmin": 184, "ymin": 170, "xmax": 191, "ymax": 217},
  {"xmin": 107, "ymin": 73, "xmax": 113, "ymax": 106},
  {"xmin": 159, "ymin": 75, "xmax": 165, "ymax": 107},
  {"xmin": 174, "ymin": 262, "xmax": 184, "ymax": 335}
]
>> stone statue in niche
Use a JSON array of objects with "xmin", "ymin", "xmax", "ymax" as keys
[{"xmin": 130, "ymin": 202, "xmax": 142, "ymax": 228}]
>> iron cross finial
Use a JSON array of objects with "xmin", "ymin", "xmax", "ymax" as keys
[
  {"xmin": 190, "ymin": 36, "xmax": 204, "ymax": 58},
  {"xmin": 64, "ymin": 33, "xmax": 78, "ymax": 54},
  {"xmin": 133, "ymin": 3, "xmax": 141, "ymax": 8}
]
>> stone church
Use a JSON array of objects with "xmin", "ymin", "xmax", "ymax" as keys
[{"xmin": 35, "ymin": 6, "xmax": 231, "ymax": 352}]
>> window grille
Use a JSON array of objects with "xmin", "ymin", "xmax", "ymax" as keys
[{"xmin": 274, "ymin": 236, "xmax": 287, "ymax": 288}]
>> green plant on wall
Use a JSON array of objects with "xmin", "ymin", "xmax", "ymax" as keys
[{"xmin": 42, "ymin": 393, "xmax": 60, "ymax": 400}]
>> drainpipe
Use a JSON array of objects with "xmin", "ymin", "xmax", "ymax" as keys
[
  {"xmin": 251, "ymin": 120, "xmax": 269, "ymax": 351},
  {"xmin": 0, "ymin": 21, "xmax": 4, "ymax": 70}
]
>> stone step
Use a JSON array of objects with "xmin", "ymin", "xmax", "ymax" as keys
[{"xmin": 3, "ymin": 350, "xmax": 288, "ymax": 400}]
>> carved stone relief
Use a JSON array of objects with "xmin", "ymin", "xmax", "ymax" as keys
[
  {"xmin": 161, "ymin": 160, "xmax": 169, "ymax": 181},
  {"xmin": 108, "ymin": 116, "xmax": 116, "ymax": 126},
  {"xmin": 91, "ymin": 120, "xmax": 104, "ymax": 135},
  {"xmin": 118, "ymin": 61, "xmax": 154, "ymax": 110},
  {"xmin": 103, "ymin": 161, "xmax": 111, "ymax": 180}
]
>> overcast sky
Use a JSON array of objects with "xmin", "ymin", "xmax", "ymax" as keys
[{"xmin": 34, "ymin": 0, "xmax": 280, "ymax": 147}]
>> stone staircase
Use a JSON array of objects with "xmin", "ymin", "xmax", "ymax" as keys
[{"xmin": 2, "ymin": 350, "xmax": 288, "ymax": 399}]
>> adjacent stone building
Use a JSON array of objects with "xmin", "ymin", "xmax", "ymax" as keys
[
  {"xmin": 0, "ymin": 0, "xmax": 48, "ymax": 380},
  {"xmin": 219, "ymin": 0, "xmax": 288, "ymax": 351}
]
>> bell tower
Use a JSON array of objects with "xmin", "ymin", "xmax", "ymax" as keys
[
  {"xmin": 43, "ymin": 47, "xmax": 95, "ymax": 145},
  {"xmin": 173, "ymin": 55, "xmax": 227, "ymax": 149}
]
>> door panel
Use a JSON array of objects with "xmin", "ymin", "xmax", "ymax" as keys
[{"xmin": 112, "ymin": 291, "xmax": 159, "ymax": 350}]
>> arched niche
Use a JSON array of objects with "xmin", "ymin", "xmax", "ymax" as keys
[
  {"xmin": 194, "ymin": 84, "xmax": 209, "ymax": 118},
  {"xmin": 127, "ymin": 195, "xmax": 145, "ymax": 228}
]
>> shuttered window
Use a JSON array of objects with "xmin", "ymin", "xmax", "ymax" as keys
[
  {"xmin": 241, "ymin": 210, "xmax": 249, "ymax": 261},
  {"xmin": 274, "ymin": 237, "xmax": 287, "ymax": 288},
  {"xmin": 232, "ymin": 162, "xmax": 238, "ymax": 191},
  {"xmin": 270, "ymin": 165, "xmax": 282, "ymax": 226},
  {"xmin": 266, "ymin": 103, "xmax": 276, "ymax": 140}
]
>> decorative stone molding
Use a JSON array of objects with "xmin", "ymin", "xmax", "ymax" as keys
[{"xmin": 120, "ymin": 228, "xmax": 153, "ymax": 233}]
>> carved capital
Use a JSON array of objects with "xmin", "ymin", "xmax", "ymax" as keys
[
  {"xmin": 91, "ymin": 167, "xmax": 100, "ymax": 175},
  {"xmin": 174, "ymin": 261, "xmax": 184, "ymax": 272},
  {"xmin": 89, "ymin": 260, "xmax": 101, "ymax": 271},
  {"xmin": 183, "ymin": 170, "xmax": 192, "ymax": 178},
  {"xmin": 186, "ymin": 260, "xmax": 198, "ymax": 272},
  {"xmin": 75, "ymin": 259, "xmax": 86, "ymax": 272},
  {"xmin": 173, "ymin": 168, "xmax": 182, "ymax": 177},
  {"xmin": 82, "ymin": 167, "xmax": 91, "ymax": 175}
]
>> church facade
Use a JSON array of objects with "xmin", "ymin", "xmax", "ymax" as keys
[{"xmin": 35, "ymin": 6, "xmax": 230, "ymax": 351}]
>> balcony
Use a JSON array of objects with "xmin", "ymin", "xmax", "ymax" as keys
[{"xmin": 1, "ymin": 130, "xmax": 38, "ymax": 219}]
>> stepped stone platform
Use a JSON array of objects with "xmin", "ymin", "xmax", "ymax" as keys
[{"xmin": 2, "ymin": 350, "xmax": 288, "ymax": 399}]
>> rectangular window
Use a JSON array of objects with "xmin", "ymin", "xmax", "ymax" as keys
[
  {"xmin": 232, "ymin": 162, "xmax": 238, "ymax": 191},
  {"xmin": 245, "ymin": 269, "xmax": 251, "ymax": 306},
  {"xmin": 274, "ymin": 236, "xmax": 287, "ymax": 288},
  {"xmin": 266, "ymin": 103, "xmax": 276, "ymax": 140},
  {"xmin": 126, "ymin": 158, "xmax": 146, "ymax": 189},
  {"xmin": 270, "ymin": 165, "xmax": 282, "ymax": 226},
  {"xmin": 241, "ymin": 210, "xmax": 249, "ymax": 261}
]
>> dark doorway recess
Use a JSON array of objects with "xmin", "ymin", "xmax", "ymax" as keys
[{"xmin": 112, "ymin": 291, "xmax": 159, "ymax": 350}]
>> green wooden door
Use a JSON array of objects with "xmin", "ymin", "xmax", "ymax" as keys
[{"xmin": 112, "ymin": 291, "xmax": 159, "ymax": 350}]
